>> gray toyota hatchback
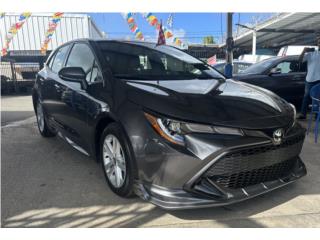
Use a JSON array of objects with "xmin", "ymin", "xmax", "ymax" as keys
[{"xmin": 33, "ymin": 39, "xmax": 306, "ymax": 209}]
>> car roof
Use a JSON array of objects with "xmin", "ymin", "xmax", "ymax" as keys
[
  {"xmin": 63, "ymin": 38, "xmax": 159, "ymax": 48},
  {"xmin": 214, "ymin": 60, "xmax": 252, "ymax": 65},
  {"xmin": 266, "ymin": 55, "xmax": 300, "ymax": 62},
  {"xmin": 246, "ymin": 55, "xmax": 300, "ymax": 66}
]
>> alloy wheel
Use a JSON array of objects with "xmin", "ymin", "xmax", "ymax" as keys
[{"xmin": 103, "ymin": 134, "xmax": 127, "ymax": 188}]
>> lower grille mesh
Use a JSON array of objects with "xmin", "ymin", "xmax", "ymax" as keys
[
  {"xmin": 213, "ymin": 158, "xmax": 297, "ymax": 189},
  {"xmin": 204, "ymin": 134, "xmax": 304, "ymax": 189}
]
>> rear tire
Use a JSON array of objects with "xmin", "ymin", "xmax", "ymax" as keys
[
  {"xmin": 36, "ymin": 100, "xmax": 56, "ymax": 137},
  {"xmin": 100, "ymin": 123, "xmax": 136, "ymax": 197}
]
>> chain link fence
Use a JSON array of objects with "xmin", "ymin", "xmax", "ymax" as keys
[{"xmin": 1, "ymin": 61, "xmax": 40, "ymax": 94}]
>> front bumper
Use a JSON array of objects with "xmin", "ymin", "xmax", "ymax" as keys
[
  {"xmin": 121, "ymin": 104, "xmax": 307, "ymax": 209},
  {"xmin": 130, "ymin": 120, "xmax": 307, "ymax": 209},
  {"xmin": 134, "ymin": 157, "xmax": 306, "ymax": 210}
]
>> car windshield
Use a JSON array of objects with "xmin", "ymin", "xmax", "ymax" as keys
[
  {"xmin": 239, "ymin": 57, "xmax": 277, "ymax": 75},
  {"xmin": 98, "ymin": 42, "xmax": 225, "ymax": 80}
]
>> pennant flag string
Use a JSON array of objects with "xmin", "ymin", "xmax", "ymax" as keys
[
  {"xmin": 1, "ymin": 12, "xmax": 31, "ymax": 56},
  {"xmin": 40, "ymin": 12, "xmax": 64, "ymax": 54},
  {"xmin": 142, "ymin": 12, "xmax": 185, "ymax": 48},
  {"xmin": 122, "ymin": 13, "xmax": 144, "ymax": 41},
  {"xmin": 166, "ymin": 13, "xmax": 173, "ymax": 28}
]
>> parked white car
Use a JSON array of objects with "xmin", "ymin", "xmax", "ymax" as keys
[
  {"xmin": 238, "ymin": 54, "xmax": 274, "ymax": 63},
  {"xmin": 277, "ymin": 45, "xmax": 319, "ymax": 56}
]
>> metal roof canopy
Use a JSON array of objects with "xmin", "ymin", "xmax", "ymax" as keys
[{"xmin": 234, "ymin": 13, "xmax": 320, "ymax": 48}]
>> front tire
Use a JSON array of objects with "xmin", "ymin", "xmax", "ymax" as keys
[
  {"xmin": 36, "ymin": 100, "xmax": 56, "ymax": 137},
  {"xmin": 100, "ymin": 123, "xmax": 135, "ymax": 197}
]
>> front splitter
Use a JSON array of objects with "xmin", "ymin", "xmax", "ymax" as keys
[{"xmin": 134, "ymin": 159, "xmax": 307, "ymax": 210}]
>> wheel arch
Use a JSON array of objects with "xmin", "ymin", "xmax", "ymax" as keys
[
  {"xmin": 32, "ymin": 89, "xmax": 39, "ymax": 113},
  {"xmin": 94, "ymin": 115, "xmax": 115, "ymax": 162},
  {"xmin": 93, "ymin": 115, "xmax": 139, "ymax": 178}
]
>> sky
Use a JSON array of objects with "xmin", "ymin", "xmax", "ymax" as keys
[{"xmin": 88, "ymin": 13, "xmax": 275, "ymax": 45}]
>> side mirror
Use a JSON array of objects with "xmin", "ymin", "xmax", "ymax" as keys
[
  {"xmin": 269, "ymin": 67, "xmax": 281, "ymax": 76},
  {"xmin": 58, "ymin": 67, "xmax": 88, "ymax": 89}
]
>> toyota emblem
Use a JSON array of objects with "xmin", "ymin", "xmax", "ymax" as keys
[{"xmin": 273, "ymin": 129, "xmax": 284, "ymax": 145}]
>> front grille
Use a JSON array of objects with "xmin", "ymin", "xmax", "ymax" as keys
[
  {"xmin": 212, "ymin": 158, "xmax": 298, "ymax": 189},
  {"xmin": 204, "ymin": 134, "xmax": 304, "ymax": 189}
]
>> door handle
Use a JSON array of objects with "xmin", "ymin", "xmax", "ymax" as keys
[
  {"xmin": 54, "ymin": 83, "xmax": 62, "ymax": 92},
  {"xmin": 292, "ymin": 76, "xmax": 302, "ymax": 81},
  {"xmin": 38, "ymin": 77, "xmax": 45, "ymax": 85}
]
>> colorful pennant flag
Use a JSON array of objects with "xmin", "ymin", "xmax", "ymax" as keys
[
  {"xmin": 207, "ymin": 55, "xmax": 217, "ymax": 65},
  {"xmin": 157, "ymin": 21, "xmax": 166, "ymax": 46},
  {"xmin": 142, "ymin": 13, "xmax": 184, "ymax": 48},
  {"xmin": 40, "ymin": 12, "xmax": 64, "ymax": 54},
  {"xmin": 1, "ymin": 12, "xmax": 31, "ymax": 56},
  {"xmin": 122, "ymin": 13, "xmax": 144, "ymax": 41}
]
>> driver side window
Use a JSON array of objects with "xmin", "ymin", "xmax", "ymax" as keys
[
  {"xmin": 274, "ymin": 61, "xmax": 292, "ymax": 74},
  {"xmin": 66, "ymin": 43, "xmax": 102, "ymax": 83},
  {"xmin": 50, "ymin": 45, "xmax": 70, "ymax": 73},
  {"xmin": 274, "ymin": 60, "xmax": 303, "ymax": 74}
]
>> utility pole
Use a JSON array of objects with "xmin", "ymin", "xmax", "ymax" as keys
[
  {"xmin": 252, "ymin": 29, "xmax": 257, "ymax": 57},
  {"xmin": 236, "ymin": 23, "xmax": 257, "ymax": 61},
  {"xmin": 225, "ymin": 13, "xmax": 234, "ymax": 78}
]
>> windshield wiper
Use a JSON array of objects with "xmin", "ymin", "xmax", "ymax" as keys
[
  {"xmin": 113, "ymin": 74, "xmax": 151, "ymax": 80},
  {"xmin": 113, "ymin": 73, "xmax": 225, "ymax": 81}
]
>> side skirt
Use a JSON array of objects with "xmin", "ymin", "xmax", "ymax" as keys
[{"xmin": 57, "ymin": 131, "xmax": 90, "ymax": 156}]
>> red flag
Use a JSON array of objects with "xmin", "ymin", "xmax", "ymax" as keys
[
  {"xmin": 207, "ymin": 55, "xmax": 217, "ymax": 65},
  {"xmin": 157, "ymin": 21, "xmax": 166, "ymax": 46}
]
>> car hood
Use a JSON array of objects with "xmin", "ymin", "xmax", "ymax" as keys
[{"xmin": 121, "ymin": 78, "xmax": 294, "ymax": 129}]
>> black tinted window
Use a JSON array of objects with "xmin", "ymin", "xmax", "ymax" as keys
[
  {"xmin": 66, "ymin": 43, "xmax": 98, "ymax": 83},
  {"xmin": 300, "ymin": 61, "xmax": 307, "ymax": 72},
  {"xmin": 46, "ymin": 52, "xmax": 55, "ymax": 69},
  {"xmin": 51, "ymin": 45, "xmax": 69, "ymax": 73},
  {"xmin": 86, "ymin": 60, "xmax": 103, "ymax": 83}
]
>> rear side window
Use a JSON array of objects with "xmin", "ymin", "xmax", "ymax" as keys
[
  {"xmin": 46, "ymin": 51, "xmax": 55, "ymax": 69},
  {"xmin": 300, "ymin": 61, "xmax": 307, "ymax": 72},
  {"xmin": 51, "ymin": 45, "xmax": 69, "ymax": 73},
  {"xmin": 66, "ymin": 43, "xmax": 97, "ymax": 83}
]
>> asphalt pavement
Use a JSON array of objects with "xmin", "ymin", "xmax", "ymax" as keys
[
  {"xmin": 1, "ymin": 95, "xmax": 35, "ymax": 126},
  {"xmin": 1, "ymin": 95, "xmax": 320, "ymax": 227}
]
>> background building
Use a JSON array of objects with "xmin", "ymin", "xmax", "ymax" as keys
[
  {"xmin": 0, "ymin": 13, "xmax": 104, "ymax": 54},
  {"xmin": 0, "ymin": 13, "xmax": 104, "ymax": 93}
]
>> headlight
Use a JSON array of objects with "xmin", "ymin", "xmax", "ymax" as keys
[
  {"xmin": 289, "ymin": 103, "xmax": 296, "ymax": 127},
  {"xmin": 289, "ymin": 103, "xmax": 296, "ymax": 119},
  {"xmin": 144, "ymin": 112, "xmax": 243, "ymax": 146},
  {"xmin": 144, "ymin": 113, "xmax": 185, "ymax": 145}
]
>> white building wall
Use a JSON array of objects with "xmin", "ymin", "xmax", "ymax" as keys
[{"xmin": 0, "ymin": 13, "xmax": 104, "ymax": 52}]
